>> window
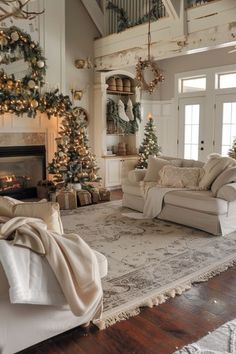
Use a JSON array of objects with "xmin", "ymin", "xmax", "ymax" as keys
[
  {"xmin": 180, "ymin": 76, "xmax": 206, "ymax": 93},
  {"xmin": 184, "ymin": 104, "xmax": 200, "ymax": 160},
  {"xmin": 217, "ymin": 72, "xmax": 236, "ymax": 89},
  {"xmin": 221, "ymin": 102, "xmax": 236, "ymax": 156}
]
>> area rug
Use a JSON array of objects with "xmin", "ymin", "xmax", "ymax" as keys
[
  {"xmin": 61, "ymin": 201, "xmax": 236, "ymax": 329},
  {"xmin": 173, "ymin": 319, "xmax": 236, "ymax": 353}
]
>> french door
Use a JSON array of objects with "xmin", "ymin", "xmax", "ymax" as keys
[
  {"xmin": 178, "ymin": 97, "xmax": 208, "ymax": 161},
  {"xmin": 215, "ymin": 94, "xmax": 236, "ymax": 156}
]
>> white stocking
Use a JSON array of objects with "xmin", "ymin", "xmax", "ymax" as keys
[
  {"xmin": 118, "ymin": 99, "xmax": 129, "ymax": 122},
  {"xmin": 126, "ymin": 98, "xmax": 134, "ymax": 121}
]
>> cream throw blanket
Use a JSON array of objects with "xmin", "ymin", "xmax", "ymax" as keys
[{"xmin": 0, "ymin": 216, "xmax": 103, "ymax": 320}]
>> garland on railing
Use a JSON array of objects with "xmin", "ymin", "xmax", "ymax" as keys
[
  {"xmin": 106, "ymin": 99, "xmax": 141, "ymax": 134},
  {"xmin": 107, "ymin": 0, "xmax": 163, "ymax": 33}
]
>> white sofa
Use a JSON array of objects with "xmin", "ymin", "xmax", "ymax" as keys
[{"xmin": 122, "ymin": 156, "xmax": 236, "ymax": 236}]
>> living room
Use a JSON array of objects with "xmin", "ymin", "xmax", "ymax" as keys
[{"xmin": 1, "ymin": 0, "xmax": 236, "ymax": 353}]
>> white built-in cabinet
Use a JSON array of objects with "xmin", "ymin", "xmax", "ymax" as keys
[
  {"xmin": 105, "ymin": 156, "xmax": 138, "ymax": 188},
  {"xmin": 93, "ymin": 70, "xmax": 140, "ymax": 188}
]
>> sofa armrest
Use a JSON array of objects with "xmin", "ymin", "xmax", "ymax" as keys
[
  {"xmin": 217, "ymin": 183, "xmax": 236, "ymax": 202},
  {"xmin": 128, "ymin": 169, "xmax": 147, "ymax": 184}
]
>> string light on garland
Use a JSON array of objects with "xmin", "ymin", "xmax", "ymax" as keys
[
  {"xmin": 135, "ymin": 0, "xmax": 164, "ymax": 94},
  {"xmin": 0, "ymin": 26, "xmax": 46, "ymax": 90}
]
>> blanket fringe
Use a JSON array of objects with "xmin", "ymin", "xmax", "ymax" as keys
[{"xmin": 94, "ymin": 258, "xmax": 236, "ymax": 330}]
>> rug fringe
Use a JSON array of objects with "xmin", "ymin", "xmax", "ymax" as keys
[{"xmin": 93, "ymin": 258, "xmax": 236, "ymax": 330}]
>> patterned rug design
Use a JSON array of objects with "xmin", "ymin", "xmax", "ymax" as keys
[
  {"xmin": 61, "ymin": 201, "xmax": 236, "ymax": 328},
  {"xmin": 174, "ymin": 319, "xmax": 236, "ymax": 353}
]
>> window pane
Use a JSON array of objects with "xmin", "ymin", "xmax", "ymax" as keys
[
  {"xmin": 219, "ymin": 73, "xmax": 236, "ymax": 89},
  {"xmin": 221, "ymin": 102, "xmax": 236, "ymax": 155},
  {"xmin": 185, "ymin": 125, "xmax": 192, "ymax": 144},
  {"xmin": 222, "ymin": 125, "xmax": 231, "ymax": 146},
  {"xmin": 232, "ymin": 103, "xmax": 236, "ymax": 124},
  {"xmin": 182, "ymin": 77, "xmax": 206, "ymax": 93},
  {"xmin": 184, "ymin": 104, "xmax": 200, "ymax": 160},
  {"xmin": 222, "ymin": 145, "xmax": 230, "ymax": 157},
  {"xmin": 184, "ymin": 145, "xmax": 191, "ymax": 159},
  {"xmin": 223, "ymin": 103, "xmax": 231, "ymax": 124}
]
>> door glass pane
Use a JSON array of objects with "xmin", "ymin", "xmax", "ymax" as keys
[
  {"xmin": 184, "ymin": 104, "xmax": 200, "ymax": 160},
  {"xmin": 221, "ymin": 102, "xmax": 236, "ymax": 156}
]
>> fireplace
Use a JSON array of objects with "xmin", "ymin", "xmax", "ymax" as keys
[{"xmin": 0, "ymin": 145, "xmax": 46, "ymax": 199}]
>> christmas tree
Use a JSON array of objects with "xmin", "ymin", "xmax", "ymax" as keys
[
  {"xmin": 48, "ymin": 109, "xmax": 100, "ymax": 185},
  {"xmin": 136, "ymin": 114, "xmax": 161, "ymax": 169},
  {"xmin": 228, "ymin": 137, "xmax": 236, "ymax": 159}
]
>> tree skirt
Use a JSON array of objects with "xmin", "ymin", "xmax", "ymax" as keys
[
  {"xmin": 61, "ymin": 201, "xmax": 236, "ymax": 329},
  {"xmin": 174, "ymin": 319, "xmax": 236, "ymax": 353}
]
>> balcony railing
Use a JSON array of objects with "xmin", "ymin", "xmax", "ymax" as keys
[{"xmin": 105, "ymin": 0, "xmax": 166, "ymax": 36}]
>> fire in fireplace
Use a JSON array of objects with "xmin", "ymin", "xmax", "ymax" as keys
[{"xmin": 0, "ymin": 145, "xmax": 46, "ymax": 199}]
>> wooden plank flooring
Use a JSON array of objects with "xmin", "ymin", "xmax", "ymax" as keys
[{"xmin": 19, "ymin": 190, "xmax": 236, "ymax": 354}]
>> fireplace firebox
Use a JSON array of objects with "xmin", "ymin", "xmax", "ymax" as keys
[{"xmin": 0, "ymin": 145, "xmax": 46, "ymax": 199}]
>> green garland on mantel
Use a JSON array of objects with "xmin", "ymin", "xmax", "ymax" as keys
[{"xmin": 107, "ymin": 0, "xmax": 163, "ymax": 33}]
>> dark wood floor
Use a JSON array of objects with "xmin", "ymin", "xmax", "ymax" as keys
[{"xmin": 19, "ymin": 190, "xmax": 236, "ymax": 354}]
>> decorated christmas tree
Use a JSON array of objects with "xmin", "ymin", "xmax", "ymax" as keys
[
  {"xmin": 228, "ymin": 137, "xmax": 236, "ymax": 159},
  {"xmin": 48, "ymin": 108, "xmax": 100, "ymax": 185},
  {"xmin": 136, "ymin": 113, "xmax": 161, "ymax": 169}
]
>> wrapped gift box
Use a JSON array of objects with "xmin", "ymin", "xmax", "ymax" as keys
[
  {"xmin": 99, "ymin": 188, "xmax": 111, "ymax": 201},
  {"xmin": 90, "ymin": 188, "xmax": 100, "ymax": 204},
  {"xmin": 77, "ymin": 190, "xmax": 92, "ymax": 206},
  {"xmin": 37, "ymin": 180, "xmax": 55, "ymax": 200},
  {"xmin": 57, "ymin": 189, "xmax": 77, "ymax": 210}
]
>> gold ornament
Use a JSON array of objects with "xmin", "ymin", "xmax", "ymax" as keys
[
  {"xmin": 30, "ymin": 99, "xmax": 39, "ymax": 108},
  {"xmin": 10, "ymin": 31, "xmax": 19, "ymax": 42},
  {"xmin": 28, "ymin": 80, "xmax": 36, "ymax": 89}
]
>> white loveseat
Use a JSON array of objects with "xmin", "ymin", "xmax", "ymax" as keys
[{"xmin": 122, "ymin": 156, "xmax": 236, "ymax": 235}]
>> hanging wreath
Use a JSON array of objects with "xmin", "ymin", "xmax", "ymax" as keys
[
  {"xmin": 0, "ymin": 26, "xmax": 46, "ymax": 90},
  {"xmin": 136, "ymin": 58, "xmax": 164, "ymax": 94}
]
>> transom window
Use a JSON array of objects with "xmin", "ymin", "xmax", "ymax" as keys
[
  {"xmin": 179, "ymin": 76, "xmax": 206, "ymax": 93},
  {"xmin": 216, "ymin": 72, "xmax": 236, "ymax": 89}
]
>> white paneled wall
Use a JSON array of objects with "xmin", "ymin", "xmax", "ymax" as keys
[{"xmin": 141, "ymin": 99, "xmax": 178, "ymax": 157}]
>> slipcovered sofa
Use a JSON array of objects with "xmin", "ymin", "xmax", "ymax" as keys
[{"xmin": 122, "ymin": 155, "xmax": 236, "ymax": 235}]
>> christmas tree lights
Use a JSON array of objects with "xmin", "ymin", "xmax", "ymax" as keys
[
  {"xmin": 136, "ymin": 113, "xmax": 161, "ymax": 169},
  {"xmin": 228, "ymin": 137, "xmax": 236, "ymax": 159},
  {"xmin": 48, "ymin": 109, "xmax": 100, "ymax": 185}
]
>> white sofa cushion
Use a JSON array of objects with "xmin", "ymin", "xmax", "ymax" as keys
[
  {"xmin": 211, "ymin": 167, "xmax": 236, "ymax": 196},
  {"xmin": 144, "ymin": 156, "xmax": 171, "ymax": 182},
  {"xmin": 164, "ymin": 190, "xmax": 228, "ymax": 215},
  {"xmin": 199, "ymin": 155, "xmax": 236, "ymax": 190},
  {"xmin": 128, "ymin": 169, "xmax": 147, "ymax": 183},
  {"xmin": 122, "ymin": 179, "xmax": 144, "ymax": 197},
  {"xmin": 0, "ymin": 197, "xmax": 63, "ymax": 234},
  {"xmin": 217, "ymin": 183, "xmax": 236, "ymax": 202},
  {"xmin": 159, "ymin": 165, "xmax": 202, "ymax": 188}
]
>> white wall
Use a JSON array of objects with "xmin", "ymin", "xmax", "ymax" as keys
[
  {"xmin": 65, "ymin": 0, "xmax": 100, "ymax": 147},
  {"xmin": 159, "ymin": 47, "xmax": 236, "ymax": 100}
]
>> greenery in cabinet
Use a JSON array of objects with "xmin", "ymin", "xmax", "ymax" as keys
[{"xmin": 106, "ymin": 98, "xmax": 141, "ymax": 134}]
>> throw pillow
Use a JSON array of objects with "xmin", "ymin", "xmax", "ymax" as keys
[
  {"xmin": 14, "ymin": 201, "xmax": 64, "ymax": 234},
  {"xmin": 159, "ymin": 165, "xmax": 202, "ymax": 188},
  {"xmin": 199, "ymin": 155, "xmax": 236, "ymax": 190},
  {"xmin": 143, "ymin": 156, "xmax": 171, "ymax": 182},
  {"xmin": 211, "ymin": 167, "xmax": 236, "ymax": 196},
  {"xmin": 0, "ymin": 196, "xmax": 22, "ymax": 218}
]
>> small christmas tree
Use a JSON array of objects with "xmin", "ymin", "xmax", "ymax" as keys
[
  {"xmin": 48, "ymin": 109, "xmax": 100, "ymax": 185},
  {"xmin": 228, "ymin": 137, "xmax": 236, "ymax": 159},
  {"xmin": 136, "ymin": 114, "xmax": 161, "ymax": 169}
]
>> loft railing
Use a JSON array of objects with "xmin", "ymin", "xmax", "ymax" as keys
[
  {"xmin": 187, "ymin": 0, "xmax": 217, "ymax": 8},
  {"xmin": 105, "ymin": 0, "xmax": 166, "ymax": 36}
]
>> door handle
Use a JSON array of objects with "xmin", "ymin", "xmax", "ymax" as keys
[
  {"xmin": 200, "ymin": 147, "xmax": 204, "ymax": 151},
  {"xmin": 201, "ymin": 141, "xmax": 204, "ymax": 144}
]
